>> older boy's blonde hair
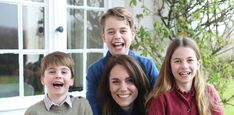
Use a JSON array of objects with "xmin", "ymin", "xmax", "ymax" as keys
[{"xmin": 100, "ymin": 7, "xmax": 135, "ymax": 32}]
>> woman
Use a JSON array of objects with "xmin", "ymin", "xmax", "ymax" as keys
[{"xmin": 97, "ymin": 54, "xmax": 151, "ymax": 115}]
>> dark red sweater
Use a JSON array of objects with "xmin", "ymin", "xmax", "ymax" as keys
[{"xmin": 147, "ymin": 85, "xmax": 223, "ymax": 115}]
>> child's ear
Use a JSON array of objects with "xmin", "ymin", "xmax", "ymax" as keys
[
  {"xmin": 101, "ymin": 32, "xmax": 106, "ymax": 42},
  {"xmin": 131, "ymin": 31, "xmax": 136, "ymax": 40},
  {"xmin": 197, "ymin": 59, "xmax": 202, "ymax": 69},
  {"xmin": 70, "ymin": 77, "xmax": 74, "ymax": 86}
]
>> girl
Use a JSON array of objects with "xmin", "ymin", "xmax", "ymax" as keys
[{"xmin": 147, "ymin": 37, "xmax": 223, "ymax": 115}]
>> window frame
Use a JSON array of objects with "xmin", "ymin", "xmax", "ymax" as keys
[{"xmin": 0, "ymin": 0, "xmax": 126, "ymax": 113}]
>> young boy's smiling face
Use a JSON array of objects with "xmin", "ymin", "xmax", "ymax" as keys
[
  {"xmin": 41, "ymin": 65, "xmax": 74, "ymax": 98},
  {"xmin": 102, "ymin": 16, "xmax": 135, "ymax": 55}
]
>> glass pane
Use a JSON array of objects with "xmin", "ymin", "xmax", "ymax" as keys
[
  {"xmin": 0, "ymin": 3, "xmax": 18, "ymax": 49},
  {"xmin": 87, "ymin": 0, "xmax": 104, "ymax": 7},
  {"xmin": 0, "ymin": 54, "xmax": 19, "ymax": 98},
  {"xmin": 87, "ymin": 53, "xmax": 103, "ymax": 69},
  {"xmin": 23, "ymin": 6, "xmax": 45, "ymax": 49},
  {"xmin": 69, "ymin": 53, "xmax": 83, "ymax": 91},
  {"xmin": 67, "ymin": 9, "xmax": 84, "ymax": 49},
  {"xmin": 67, "ymin": 0, "xmax": 83, "ymax": 6},
  {"xmin": 24, "ymin": 54, "xmax": 44, "ymax": 96},
  {"xmin": 23, "ymin": 0, "xmax": 44, "ymax": 2},
  {"xmin": 87, "ymin": 10, "xmax": 103, "ymax": 48}
]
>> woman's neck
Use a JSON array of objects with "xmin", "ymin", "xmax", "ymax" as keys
[{"xmin": 121, "ymin": 103, "xmax": 134, "ymax": 114}]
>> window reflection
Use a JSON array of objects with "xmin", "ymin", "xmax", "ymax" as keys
[
  {"xmin": 0, "ymin": 3, "xmax": 18, "ymax": 49},
  {"xmin": 67, "ymin": 9, "xmax": 84, "ymax": 49},
  {"xmin": 23, "ymin": 6, "xmax": 45, "ymax": 49},
  {"xmin": 24, "ymin": 54, "xmax": 44, "ymax": 96},
  {"xmin": 0, "ymin": 54, "xmax": 19, "ymax": 98},
  {"xmin": 69, "ymin": 53, "xmax": 83, "ymax": 91},
  {"xmin": 87, "ymin": 53, "xmax": 103, "ymax": 68},
  {"xmin": 23, "ymin": 0, "xmax": 44, "ymax": 2},
  {"xmin": 87, "ymin": 10, "xmax": 103, "ymax": 48},
  {"xmin": 67, "ymin": 0, "xmax": 83, "ymax": 6},
  {"xmin": 87, "ymin": 0, "xmax": 104, "ymax": 7}
]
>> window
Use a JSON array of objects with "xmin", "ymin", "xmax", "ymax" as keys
[{"xmin": 0, "ymin": 0, "xmax": 122, "ymax": 113}]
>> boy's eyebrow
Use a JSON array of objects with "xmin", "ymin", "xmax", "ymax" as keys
[
  {"xmin": 106, "ymin": 28, "xmax": 114, "ymax": 31},
  {"xmin": 61, "ymin": 67, "xmax": 70, "ymax": 71},
  {"xmin": 46, "ymin": 67, "xmax": 55, "ymax": 70},
  {"xmin": 106, "ymin": 27, "xmax": 128, "ymax": 31}
]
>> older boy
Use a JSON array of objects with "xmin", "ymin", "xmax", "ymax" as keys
[{"xmin": 86, "ymin": 7, "xmax": 159, "ymax": 115}]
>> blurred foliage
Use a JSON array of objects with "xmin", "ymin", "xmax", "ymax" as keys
[{"xmin": 129, "ymin": 0, "xmax": 234, "ymax": 107}]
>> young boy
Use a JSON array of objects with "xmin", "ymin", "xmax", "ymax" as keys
[
  {"xmin": 25, "ymin": 51, "xmax": 93, "ymax": 115},
  {"xmin": 86, "ymin": 7, "xmax": 159, "ymax": 115}
]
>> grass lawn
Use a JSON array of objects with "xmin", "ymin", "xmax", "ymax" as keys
[
  {"xmin": 0, "ymin": 75, "xmax": 18, "ymax": 84},
  {"xmin": 223, "ymin": 79, "xmax": 234, "ymax": 115}
]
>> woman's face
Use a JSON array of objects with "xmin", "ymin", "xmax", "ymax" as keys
[
  {"xmin": 109, "ymin": 64, "xmax": 138, "ymax": 112},
  {"xmin": 170, "ymin": 46, "xmax": 200, "ymax": 90}
]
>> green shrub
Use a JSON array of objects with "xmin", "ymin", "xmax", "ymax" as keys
[{"xmin": 129, "ymin": 0, "xmax": 234, "ymax": 108}]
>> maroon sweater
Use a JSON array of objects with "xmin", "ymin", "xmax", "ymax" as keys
[{"xmin": 147, "ymin": 85, "xmax": 223, "ymax": 115}]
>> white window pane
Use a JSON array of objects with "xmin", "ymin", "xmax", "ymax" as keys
[
  {"xmin": 23, "ymin": 6, "xmax": 45, "ymax": 49},
  {"xmin": 67, "ymin": 9, "xmax": 84, "ymax": 49},
  {"xmin": 87, "ymin": 0, "xmax": 104, "ymax": 7},
  {"xmin": 67, "ymin": 0, "xmax": 83, "ymax": 6}
]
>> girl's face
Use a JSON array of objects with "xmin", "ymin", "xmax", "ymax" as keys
[
  {"xmin": 170, "ymin": 46, "xmax": 201, "ymax": 90},
  {"xmin": 109, "ymin": 64, "xmax": 138, "ymax": 112},
  {"xmin": 41, "ymin": 65, "xmax": 74, "ymax": 98},
  {"xmin": 102, "ymin": 16, "xmax": 135, "ymax": 55}
]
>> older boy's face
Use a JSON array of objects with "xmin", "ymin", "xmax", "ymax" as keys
[
  {"xmin": 102, "ymin": 16, "xmax": 135, "ymax": 55},
  {"xmin": 41, "ymin": 65, "xmax": 74, "ymax": 98}
]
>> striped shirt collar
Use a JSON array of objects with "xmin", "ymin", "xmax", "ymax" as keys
[{"xmin": 43, "ymin": 94, "xmax": 72, "ymax": 111}]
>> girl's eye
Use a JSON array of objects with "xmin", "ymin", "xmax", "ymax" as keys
[{"xmin": 174, "ymin": 60, "xmax": 181, "ymax": 63}]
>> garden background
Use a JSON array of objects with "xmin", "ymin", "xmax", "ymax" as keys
[{"xmin": 128, "ymin": 0, "xmax": 234, "ymax": 114}]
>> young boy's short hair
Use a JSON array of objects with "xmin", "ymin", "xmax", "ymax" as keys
[{"xmin": 40, "ymin": 51, "xmax": 75, "ymax": 78}]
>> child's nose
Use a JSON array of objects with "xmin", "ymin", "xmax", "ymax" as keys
[
  {"xmin": 181, "ymin": 62, "xmax": 189, "ymax": 68},
  {"xmin": 55, "ymin": 72, "xmax": 62, "ymax": 78},
  {"xmin": 114, "ymin": 31, "xmax": 121, "ymax": 39}
]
